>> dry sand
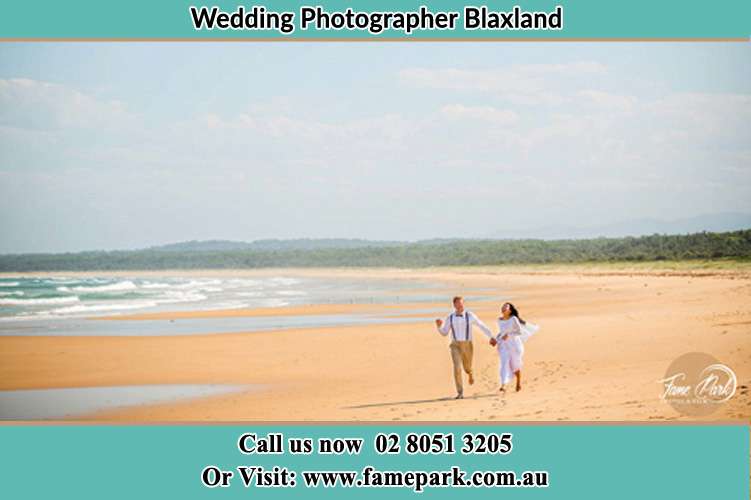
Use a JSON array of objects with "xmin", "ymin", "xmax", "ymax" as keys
[{"xmin": 1, "ymin": 266, "xmax": 749, "ymax": 422}]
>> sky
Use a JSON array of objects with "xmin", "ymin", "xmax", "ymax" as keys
[{"xmin": 0, "ymin": 42, "xmax": 749, "ymax": 253}]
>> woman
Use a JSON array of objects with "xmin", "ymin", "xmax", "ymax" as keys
[{"xmin": 490, "ymin": 302, "xmax": 539, "ymax": 392}]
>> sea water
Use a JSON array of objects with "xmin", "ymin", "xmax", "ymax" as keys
[
  {"xmin": 0, "ymin": 275, "xmax": 441, "ymax": 320},
  {"xmin": 0, "ymin": 275, "xmax": 489, "ymax": 335}
]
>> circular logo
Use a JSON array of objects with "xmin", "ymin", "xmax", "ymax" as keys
[{"xmin": 658, "ymin": 352, "xmax": 737, "ymax": 416}]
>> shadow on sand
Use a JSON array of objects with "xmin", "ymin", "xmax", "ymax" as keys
[{"xmin": 344, "ymin": 393, "xmax": 498, "ymax": 410}]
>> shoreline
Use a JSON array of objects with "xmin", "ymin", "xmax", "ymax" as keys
[{"xmin": 1, "ymin": 259, "xmax": 751, "ymax": 279}]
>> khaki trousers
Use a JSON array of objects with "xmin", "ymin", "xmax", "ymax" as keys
[{"xmin": 449, "ymin": 340, "xmax": 474, "ymax": 395}]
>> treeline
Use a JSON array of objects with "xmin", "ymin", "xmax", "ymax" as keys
[{"xmin": 1, "ymin": 230, "xmax": 750, "ymax": 272}]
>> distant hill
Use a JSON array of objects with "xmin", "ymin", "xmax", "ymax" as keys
[
  {"xmin": 493, "ymin": 212, "xmax": 751, "ymax": 240},
  {"xmin": 150, "ymin": 238, "xmax": 403, "ymax": 252},
  {"xmin": 150, "ymin": 240, "xmax": 254, "ymax": 252},
  {"xmin": 2, "ymin": 229, "xmax": 750, "ymax": 271}
]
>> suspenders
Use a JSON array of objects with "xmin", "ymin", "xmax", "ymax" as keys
[{"xmin": 449, "ymin": 312, "xmax": 471, "ymax": 341}]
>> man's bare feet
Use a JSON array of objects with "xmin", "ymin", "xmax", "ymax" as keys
[
  {"xmin": 468, "ymin": 373, "xmax": 475, "ymax": 385},
  {"xmin": 455, "ymin": 393, "xmax": 464, "ymax": 400}
]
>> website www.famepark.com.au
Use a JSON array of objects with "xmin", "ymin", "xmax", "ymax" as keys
[{"xmin": 216, "ymin": 465, "xmax": 549, "ymax": 493}]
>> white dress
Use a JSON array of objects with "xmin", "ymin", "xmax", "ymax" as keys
[{"xmin": 496, "ymin": 317, "xmax": 539, "ymax": 385}]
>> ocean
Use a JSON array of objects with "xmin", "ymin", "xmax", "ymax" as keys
[
  {"xmin": 0, "ymin": 275, "xmax": 312, "ymax": 320},
  {"xmin": 0, "ymin": 275, "xmax": 470, "ymax": 328}
]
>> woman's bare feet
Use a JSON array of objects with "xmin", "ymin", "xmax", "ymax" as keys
[{"xmin": 499, "ymin": 385, "xmax": 506, "ymax": 392}]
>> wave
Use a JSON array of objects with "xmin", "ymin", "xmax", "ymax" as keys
[
  {"xmin": 155, "ymin": 291, "xmax": 208, "ymax": 304},
  {"xmin": 67, "ymin": 280, "xmax": 138, "ymax": 293},
  {"xmin": 0, "ymin": 275, "xmax": 313, "ymax": 320},
  {"xmin": 51, "ymin": 301, "xmax": 157, "ymax": 315},
  {"xmin": 226, "ymin": 279, "xmax": 262, "ymax": 288},
  {"xmin": 142, "ymin": 280, "xmax": 222, "ymax": 292},
  {"xmin": 0, "ymin": 296, "xmax": 80, "ymax": 306},
  {"xmin": 141, "ymin": 281, "xmax": 171, "ymax": 289},
  {"xmin": 269, "ymin": 277, "xmax": 301, "ymax": 286},
  {"xmin": 204, "ymin": 301, "xmax": 248, "ymax": 310},
  {"xmin": 258, "ymin": 298, "xmax": 290, "ymax": 308}
]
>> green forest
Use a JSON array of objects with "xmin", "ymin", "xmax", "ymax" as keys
[{"xmin": 1, "ymin": 230, "xmax": 750, "ymax": 272}]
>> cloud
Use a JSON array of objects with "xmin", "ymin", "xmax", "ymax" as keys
[
  {"xmin": 439, "ymin": 104, "xmax": 518, "ymax": 125},
  {"xmin": 1, "ymin": 63, "xmax": 749, "ymax": 251},
  {"xmin": 398, "ymin": 61, "xmax": 607, "ymax": 105},
  {"xmin": 0, "ymin": 78, "xmax": 135, "ymax": 131},
  {"xmin": 577, "ymin": 90, "xmax": 637, "ymax": 113}
]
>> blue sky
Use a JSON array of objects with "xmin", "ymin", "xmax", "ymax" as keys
[{"xmin": 0, "ymin": 43, "xmax": 749, "ymax": 252}]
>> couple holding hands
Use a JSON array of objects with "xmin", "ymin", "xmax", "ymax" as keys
[{"xmin": 435, "ymin": 296, "xmax": 539, "ymax": 399}]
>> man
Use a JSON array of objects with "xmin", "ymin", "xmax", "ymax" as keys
[{"xmin": 435, "ymin": 296, "xmax": 493, "ymax": 399}]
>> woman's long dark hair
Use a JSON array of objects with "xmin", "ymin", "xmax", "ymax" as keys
[{"xmin": 502, "ymin": 302, "xmax": 526, "ymax": 325}]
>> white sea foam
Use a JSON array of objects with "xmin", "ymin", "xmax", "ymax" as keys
[
  {"xmin": 51, "ymin": 301, "xmax": 157, "ymax": 315},
  {"xmin": 69, "ymin": 280, "xmax": 138, "ymax": 293},
  {"xmin": 0, "ymin": 296, "xmax": 80, "ymax": 306},
  {"xmin": 269, "ymin": 277, "xmax": 301, "ymax": 286},
  {"xmin": 259, "ymin": 298, "xmax": 290, "ymax": 308},
  {"xmin": 0, "ymin": 275, "xmax": 317, "ymax": 320},
  {"xmin": 226, "ymin": 279, "xmax": 262, "ymax": 288},
  {"xmin": 204, "ymin": 301, "xmax": 248, "ymax": 311},
  {"xmin": 175, "ymin": 279, "xmax": 221, "ymax": 289},
  {"xmin": 141, "ymin": 281, "xmax": 172, "ymax": 289},
  {"xmin": 142, "ymin": 280, "xmax": 222, "ymax": 292},
  {"xmin": 155, "ymin": 291, "xmax": 208, "ymax": 304},
  {"xmin": 47, "ymin": 278, "xmax": 79, "ymax": 284}
]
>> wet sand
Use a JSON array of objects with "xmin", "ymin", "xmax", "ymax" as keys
[{"xmin": 1, "ymin": 266, "xmax": 749, "ymax": 421}]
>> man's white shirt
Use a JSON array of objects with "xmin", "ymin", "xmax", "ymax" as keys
[{"xmin": 436, "ymin": 310, "xmax": 493, "ymax": 341}]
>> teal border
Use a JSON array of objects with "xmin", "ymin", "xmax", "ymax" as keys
[
  {"xmin": 0, "ymin": 1, "xmax": 749, "ymax": 40},
  {"xmin": 0, "ymin": 423, "xmax": 748, "ymax": 498}
]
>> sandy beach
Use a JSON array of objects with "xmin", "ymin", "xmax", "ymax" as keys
[{"xmin": 1, "ymin": 266, "xmax": 749, "ymax": 422}]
